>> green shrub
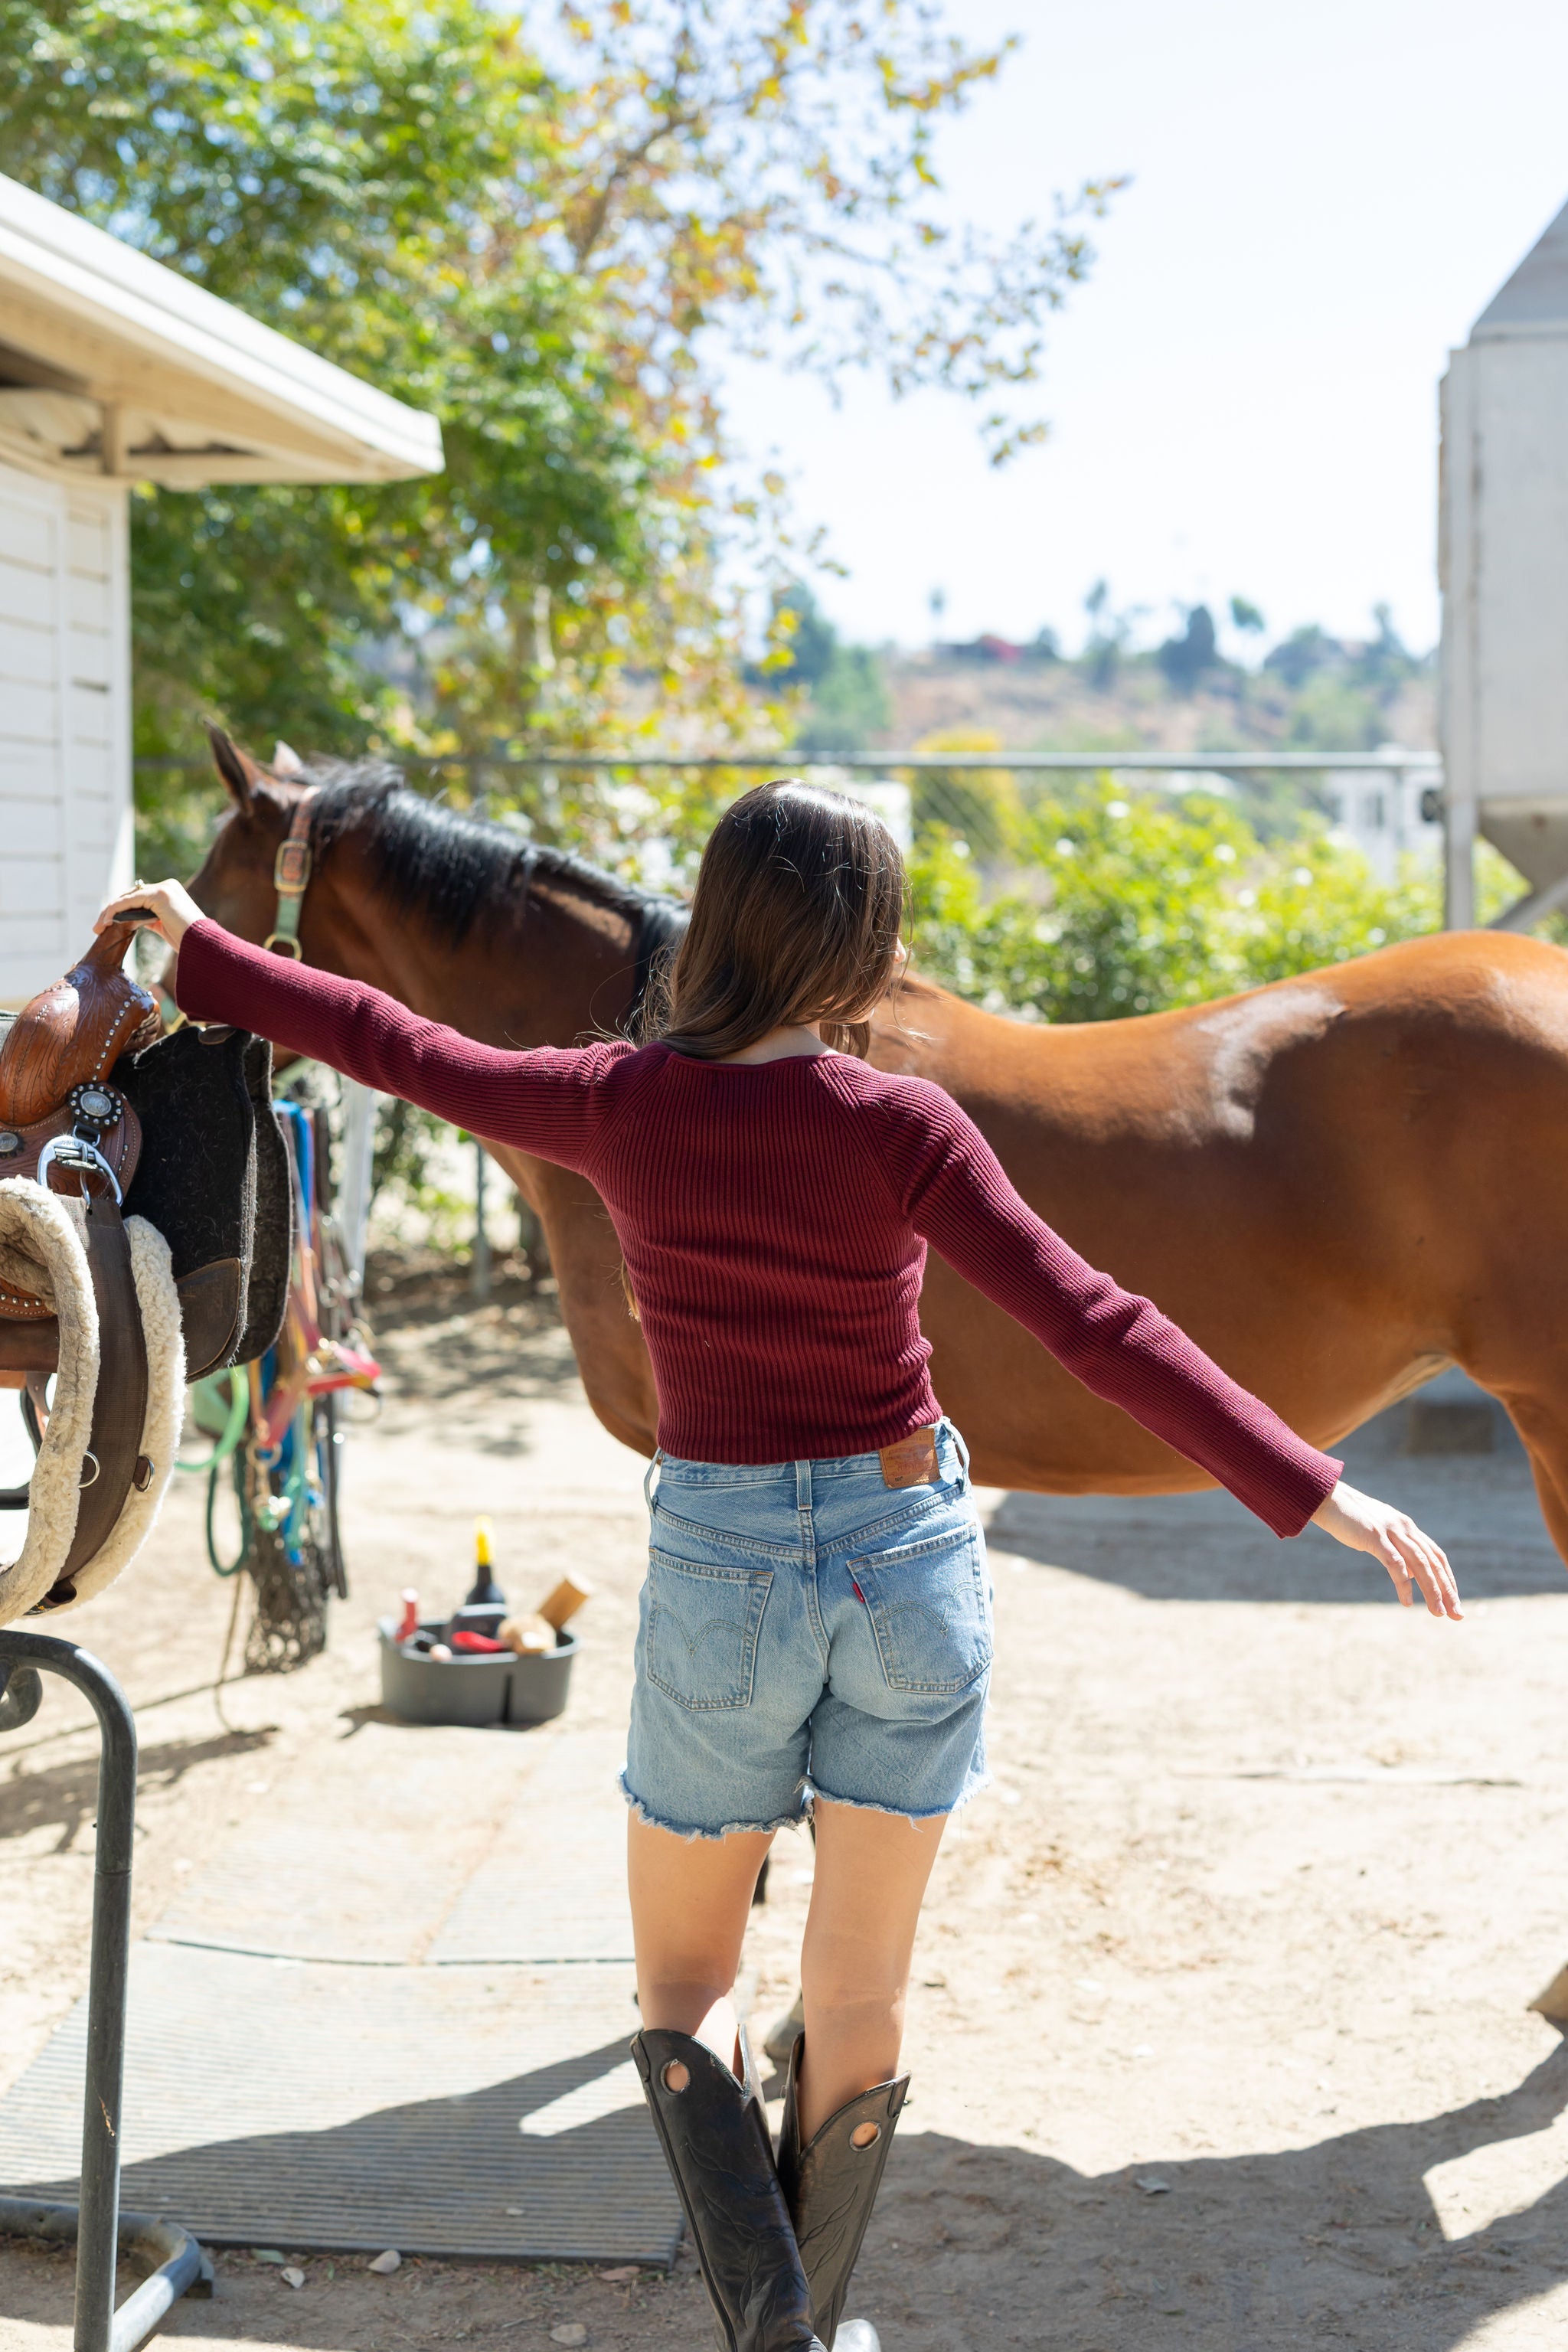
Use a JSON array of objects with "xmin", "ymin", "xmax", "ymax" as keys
[{"xmin": 906, "ymin": 780, "xmax": 1448, "ymax": 1023}]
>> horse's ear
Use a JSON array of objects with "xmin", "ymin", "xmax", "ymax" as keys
[
  {"xmin": 206, "ymin": 722, "xmax": 258, "ymax": 814},
  {"xmin": 272, "ymin": 740, "xmax": 305, "ymax": 779}
]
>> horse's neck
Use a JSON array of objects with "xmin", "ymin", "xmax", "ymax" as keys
[{"xmin": 323, "ymin": 861, "xmax": 635, "ymax": 1050}]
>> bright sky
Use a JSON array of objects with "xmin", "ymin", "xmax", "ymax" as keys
[{"xmin": 721, "ymin": 0, "xmax": 1568, "ymax": 658}]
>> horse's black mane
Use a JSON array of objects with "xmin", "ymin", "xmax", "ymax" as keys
[{"xmin": 303, "ymin": 761, "xmax": 689, "ymax": 967}]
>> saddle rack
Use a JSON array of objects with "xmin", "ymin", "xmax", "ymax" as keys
[
  {"xmin": 0, "ymin": 924, "xmax": 287, "ymax": 2335},
  {"xmin": 0, "ymin": 1628, "xmax": 214, "ymax": 2350}
]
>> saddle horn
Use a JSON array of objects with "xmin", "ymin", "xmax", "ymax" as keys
[{"xmin": 0, "ymin": 928, "xmax": 158, "ymax": 1131}]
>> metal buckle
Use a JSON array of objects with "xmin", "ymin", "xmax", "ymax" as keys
[
  {"xmin": 274, "ymin": 838, "xmax": 312, "ymax": 891},
  {"xmin": 263, "ymin": 933, "xmax": 305, "ymax": 959},
  {"xmin": 35, "ymin": 1134, "xmax": 123, "ymax": 1206}
]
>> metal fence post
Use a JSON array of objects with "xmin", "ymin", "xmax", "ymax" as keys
[
  {"xmin": 335, "ymin": 1079, "xmax": 379, "ymax": 1292},
  {"xmin": 471, "ymin": 1138, "xmax": 492, "ymax": 1303}
]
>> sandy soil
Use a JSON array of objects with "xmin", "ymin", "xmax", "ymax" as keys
[{"xmin": 4, "ymin": 1273, "xmax": 1568, "ymax": 2352}]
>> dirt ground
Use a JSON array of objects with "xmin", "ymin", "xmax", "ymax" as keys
[{"xmin": 5, "ymin": 1269, "xmax": 1568, "ymax": 2351}]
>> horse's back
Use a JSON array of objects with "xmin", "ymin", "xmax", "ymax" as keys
[{"xmin": 883, "ymin": 930, "xmax": 1568, "ymax": 1131}]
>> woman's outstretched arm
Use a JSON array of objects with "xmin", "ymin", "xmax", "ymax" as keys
[
  {"xmin": 867, "ymin": 1075, "xmax": 1460, "ymax": 1619},
  {"xmin": 95, "ymin": 884, "xmax": 629, "ymax": 1175}
]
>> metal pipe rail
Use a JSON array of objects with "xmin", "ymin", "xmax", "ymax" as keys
[
  {"xmin": 136, "ymin": 749, "xmax": 1442, "ymax": 777},
  {"xmin": 0, "ymin": 2198, "xmax": 211, "ymax": 2352},
  {"xmin": 0, "ymin": 1630, "xmax": 214, "ymax": 2352}
]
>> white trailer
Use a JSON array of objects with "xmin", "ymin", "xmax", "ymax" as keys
[
  {"xmin": 0, "ymin": 172, "xmax": 441, "ymax": 1004},
  {"xmin": 1440, "ymin": 197, "xmax": 1568, "ymax": 929}
]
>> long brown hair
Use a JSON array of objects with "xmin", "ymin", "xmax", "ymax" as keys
[{"xmin": 651, "ymin": 780, "xmax": 906, "ymax": 1060}]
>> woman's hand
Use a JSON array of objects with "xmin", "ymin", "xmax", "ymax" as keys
[
  {"xmin": 94, "ymin": 880, "xmax": 204, "ymax": 950},
  {"xmin": 1312, "ymin": 1479, "xmax": 1462, "ymax": 1620}
]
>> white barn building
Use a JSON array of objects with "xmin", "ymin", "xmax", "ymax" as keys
[
  {"xmin": 1440, "ymin": 195, "xmax": 1568, "ymax": 929},
  {"xmin": 0, "ymin": 171, "xmax": 441, "ymax": 1005}
]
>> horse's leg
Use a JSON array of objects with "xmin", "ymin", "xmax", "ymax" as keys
[
  {"xmin": 1480, "ymin": 1387, "xmax": 1568, "ymax": 2020},
  {"xmin": 486, "ymin": 1146, "xmax": 658, "ymax": 1456},
  {"xmin": 1490, "ymin": 1386, "xmax": 1568, "ymax": 1570}
]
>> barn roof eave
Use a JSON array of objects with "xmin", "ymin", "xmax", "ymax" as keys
[{"xmin": 0, "ymin": 172, "xmax": 443, "ymax": 484}]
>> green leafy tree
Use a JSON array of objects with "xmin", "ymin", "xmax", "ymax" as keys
[
  {"xmin": 762, "ymin": 583, "xmax": 890, "ymax": 755},
  {"xmin": 1155, "ymin": 603, "xmax": 1219, "ymax": 694},
  {"xmin": 0, "ymin": 0, "xmax": 1119, "ymax": 870},
  {"xmin": 795, "ymin": 647, "xmax": 892, "ymax": 756}
]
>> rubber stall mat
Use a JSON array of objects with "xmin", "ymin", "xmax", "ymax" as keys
[
  {"xmin": 143, "ymin": 1723, "xmax": 627, "ymax": 1967},
  {"xmin": 0, "ymin": 1942, "xmax": 680, "ymax": 2264}
]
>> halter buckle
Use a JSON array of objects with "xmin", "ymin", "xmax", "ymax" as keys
[{"xmin": 274, "ymin": 837, "xmax": 313, "ymax": 892}]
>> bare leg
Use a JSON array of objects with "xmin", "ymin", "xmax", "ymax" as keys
[
  {"xmin": 629, "ymin": 1815, "xmax": 775, "ymax": 2071},
  {"xmin": 796, "ymin": 1800, "xmax": 946, "ymax": 2141}
]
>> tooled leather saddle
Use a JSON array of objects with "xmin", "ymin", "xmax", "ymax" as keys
[{"xmin": 0, "ymin": 926, "xmax": 291, "ymax": 1577}]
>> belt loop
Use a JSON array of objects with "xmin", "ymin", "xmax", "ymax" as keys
[
  {"xmin": 643, "ymin": 1450, "xmax": 662, "ymax": 1510},
  {"xmin": 795, "ymin": 1459, "xmax": 812, "ymax": 1514},
  {"xmin": 946, "ymin": 1421, "xmax": 970, "ymax": 1485}
]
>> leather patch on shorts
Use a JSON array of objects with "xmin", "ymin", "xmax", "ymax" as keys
[{"xmin": 879, "ymin": 1426, "xmax": 940, "ymax": 1488}]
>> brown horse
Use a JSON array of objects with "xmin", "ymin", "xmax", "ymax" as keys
[{"xmin": 182, "ymin": 737, "xmax": 1568, "ymax": 1568}]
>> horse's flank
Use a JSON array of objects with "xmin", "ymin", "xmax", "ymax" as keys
[{"xmin": 186, "ymin": 740, "xmax": 1568, "ymax": 1570}]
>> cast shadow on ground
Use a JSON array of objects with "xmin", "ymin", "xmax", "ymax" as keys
[
  {"xmin": 0, "ymin": 1728, "xmax": 275, "ymax": 1854},
  {"xmin": 987, "ymin": 1401, "xmax": 1566, "ymax": 1606},
  {"xmin": 378, "ymin": 1316, "xmax": 582, "ymax": 1413},
  {"xmin": 7, "ymin": 2037, "xmax": 1568, "ymax": 2350}
]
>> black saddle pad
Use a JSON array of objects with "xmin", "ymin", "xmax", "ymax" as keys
[{"xmin": 113, "ymin": 1025, "xmax": 291, "ymax": 1373}]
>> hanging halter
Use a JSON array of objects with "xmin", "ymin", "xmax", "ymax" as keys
[{"xmin": 264, "ymin": 790, "xmax": 320, "ymax": 959}]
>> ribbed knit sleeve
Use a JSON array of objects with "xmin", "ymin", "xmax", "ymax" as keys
[
  {"xmin": 860, "ymin": 1073, "xmax": 1341, "ymax": 1537},
  {"xmin": 174, "ymin": 920, "xmax": 628, "ymax": 1172}
]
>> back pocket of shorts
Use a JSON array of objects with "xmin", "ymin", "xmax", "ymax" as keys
[
  {"xmin": 849, "ymin": 1524, "xmax": 991, "ymax": 1696},
  {"xmin": 645, "ymin": 1547, "xmax": 773, "ymax": 1711}
]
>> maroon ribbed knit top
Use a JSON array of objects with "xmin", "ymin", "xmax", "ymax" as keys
[{"xmin": 176, "ymin": 920, "xmax": 1340, "ymax": 1534}]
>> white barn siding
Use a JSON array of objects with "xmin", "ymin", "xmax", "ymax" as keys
[{"xmin": 0, "ymin": 459, "xmax": 131, "ymax": 1005}]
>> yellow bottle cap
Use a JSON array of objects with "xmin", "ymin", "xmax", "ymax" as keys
[{"xmin": 475, "ymin": 1516, "xmax": 493, "ymax": 1568}]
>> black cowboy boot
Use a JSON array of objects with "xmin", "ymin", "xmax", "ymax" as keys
[
  {"xmin": 776, "ymin": 2037, "xmax": 909, "ymax": 2352},
  {"xmin": 632, "ymin": 2027, "xmax": 827, "ymax": 2352}
]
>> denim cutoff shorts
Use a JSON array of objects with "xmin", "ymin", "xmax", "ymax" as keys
[{"xmin": 620, "ymin": 1419, "xmax": 992, "ymax": 1839}]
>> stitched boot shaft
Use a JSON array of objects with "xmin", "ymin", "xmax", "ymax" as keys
[
  {"xmin": 631, "ymin": 2029, "xmax": 826, "ymax": 2352},
  {"xmin": 776, "ymin": 2039, "xmax": 908, "ymax": 2351}
]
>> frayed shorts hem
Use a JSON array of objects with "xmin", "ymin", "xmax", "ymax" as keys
[
  {"xmin": 807, "ymin": 1769, "xmax": 992, "ymax": 1826},
  {"xmin": 619, "ymin": 1772, "xmax": 806, "ymax": 1842},
  {"xmin": 619, "ymin": 1768, "xmax": 991, "ymax": 1839}
]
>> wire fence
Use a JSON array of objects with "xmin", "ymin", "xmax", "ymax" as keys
[{"xmin": 136, "ymin": 746, "xmax": 1443, "ymax": 877}]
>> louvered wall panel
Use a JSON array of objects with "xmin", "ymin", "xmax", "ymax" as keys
[{"xmin": 0, "ymin": 460, "xmax": 132, "ymax": 1004}]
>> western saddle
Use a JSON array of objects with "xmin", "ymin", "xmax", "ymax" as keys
[{"xmin": 0, "ymin": 926, "xmax": 289, "ymax": 1616}]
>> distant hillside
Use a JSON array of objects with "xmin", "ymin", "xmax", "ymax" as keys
[
  {"xmin": 772, "ymin": 590, "xmax": 1436, "ymax": 797},
  {"xmin": 882, "ymin": 634, "xmax": 1435, "ymax": 763}
]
